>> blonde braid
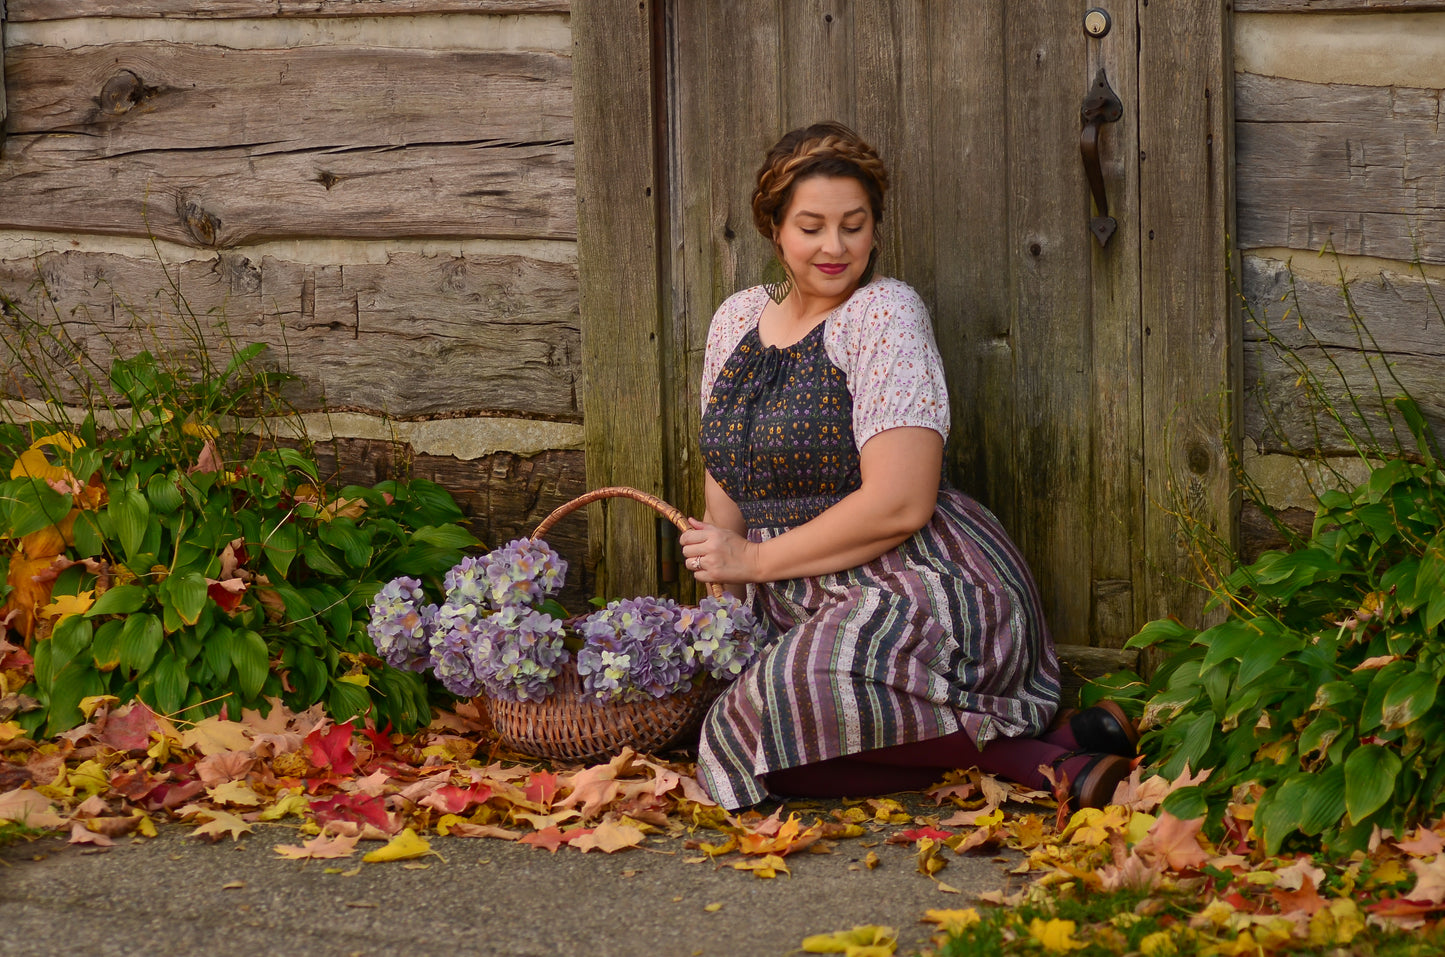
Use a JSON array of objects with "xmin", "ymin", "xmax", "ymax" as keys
[{"xmin": 751, "ymin": 123, "xmax": 890, "ymax": 241}]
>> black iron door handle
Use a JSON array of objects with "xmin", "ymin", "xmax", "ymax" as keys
[{"xmin": 1081, "ymin": 66, "xmax": 1123, "ymax": 247}]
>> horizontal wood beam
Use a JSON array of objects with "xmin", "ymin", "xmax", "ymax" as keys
[
  {"xmin": 0, "ymin": 247, "xmax": 581, "ymax": 418},
  {"xmin": 1235, "ymin": 0, "xmax": 1445, "ymax": 10},
  {"xmin": 4, "ymin": 43, "xmax": 570, "ymax": 153},
  {"xmin": 7, "ymin": 1, "xmax": 570, "ymax": 20},
  {"xmin": 0, "ymin": 138, "xmax": 574, "ymax": 247}
]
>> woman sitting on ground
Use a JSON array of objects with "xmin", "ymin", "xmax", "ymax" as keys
[{"xmin": 679, "ymin": 121, "xmax": 1137, "ymax": 811}]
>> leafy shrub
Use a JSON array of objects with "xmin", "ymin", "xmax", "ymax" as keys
[
  {"xmin": 1, "ymin": 343, "xmax": 476, "ymax": 736},
  {"xmin": 1126, "ymin": 258, "xmax": 1445, "ymax": 855}
]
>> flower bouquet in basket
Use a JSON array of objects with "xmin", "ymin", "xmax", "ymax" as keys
[{"xmin": 366, "ymin": 487, "xmax": 768, "ymax": 761}]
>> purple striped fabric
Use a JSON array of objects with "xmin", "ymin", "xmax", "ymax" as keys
[{"xmin": 696, "ymin": 488, "xmax": 1061, "ymax": 810}]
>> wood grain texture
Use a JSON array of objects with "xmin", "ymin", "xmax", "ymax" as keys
[
  {"xmin": 0, "ymin": 248, "xmax": 581, "ymax": 419},
  {"xmin": 1236, "ymin": 74, "xmax": 1445, "ymax": 264},
  {"xmin": 1137, "ymin": 0, "xmax": 1237, "ymax": 629},
  {"xmin": 574, "ymin": 0, "xmax": 666, "ymax": 600},
  {"xmin": 1234, "ymin": 0, "xmax": 1445, "ymax": 10},
  {"xmin": 0, "ymin": 137, "xmax": 575, "ymax": 246},
  {"xmin": 1003, "ymin": 2, "xmax": 1095, "ymax": 644},
  {"xmin": 1240, "ymin": 254, "xmax": 1445, "ymax": 454},
  {"xmin": 4, "ymin": 42, "xmax": 571, "ymax": 151},
  {"xmin": 8, "ymin": 1, "xmax": 570, "ymax": 20}
]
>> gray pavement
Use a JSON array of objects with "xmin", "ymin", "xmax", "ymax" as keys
[{"xmin": 0, "ymin": 805, "xmax": 1024, "ymax": 957}]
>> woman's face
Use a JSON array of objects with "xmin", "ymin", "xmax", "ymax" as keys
[{"xmin": 773, "ymin": 175, "xmax": 875, "ymax": 303}]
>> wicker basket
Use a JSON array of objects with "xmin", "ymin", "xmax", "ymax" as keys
[{"xmin": 486, "ymin": 486, "xmax": 727, "ymax": 763}]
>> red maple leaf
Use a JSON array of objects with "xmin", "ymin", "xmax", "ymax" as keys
[
  {"xmin": 525, "ymin": 770, "xmax": 559, "ymax": 807},
  {"xmin": 310, "ymin": 793, "xmax": 391, "ymax": 832},
  {"xmin": 519, "ymin": 826, "xmax": 569, "ymax": 853},
  {"xmin": 99, "ymin": 704, "xmax": 160, "ymax": 753},
  {"xmin": 888, "ymin": 826, "xmax": 954, "ymax": 844},
  {"xmin": 306, "ymin": 721, "xmax": 357, "ymax": 776},
  {"xmin": 420, "ymin": 784, "xmax": 493, "ymax": 815}
]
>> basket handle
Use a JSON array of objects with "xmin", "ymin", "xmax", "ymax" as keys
[{"xmin": 529, "ymin": 486, "xmax": 724, "ymax": 600}]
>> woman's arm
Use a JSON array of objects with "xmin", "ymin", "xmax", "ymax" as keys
[{"xmin": 681, "ymin": 426, "xmax": 942, "ymax": 584}]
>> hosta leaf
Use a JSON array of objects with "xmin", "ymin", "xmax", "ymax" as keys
[
  {"xmin": 145, "ymin": 473, "xmax": 184, "ymax": 514},
  {"xmin": 233, "ymin": 630, "xmax": 270, "ymax": 700},
  {"xmin": 1257, "ymin": 774, "xmax": 1312, "ymax": 854},
  {"xmin": 410, "ymin": 524, "xmax": 481, "ymax": 549},
  {"xmin": 86, "ymin": 584, "xmax": 149, "ymax": 617},
  {"xmin": 1300, "ymin": 764, "xmax": 1347, "ymax": 836},
  {"xmin": 52, "ymin": 614, "xmax": 94, "ymax": 664},
  {"xmin": 161, "ymin": 571, "xmax": 209, "ymax": 627},
  {"xmin": 108, "ymin": 488, "xmax": 150, "ymax": 561},
  {"xmin": 7, "ymin": 478, "xmax": 74, "ymax": 539},
  {"xmin": 302, "ymin": 540, "xmax": 346, "ymax": 577},
  {"xmin": 118, "ymin": 613, "xmax": 164, "ymax": 675},
  {"xmin": 1344, "ymin": 745, "xmax": 1400, "ymax": 824},
  {"xmin": 91, "ymin": 619, "xmax": 124, "ymax": 672},
  {"xmin": 44, "ymin": 664, "xmax": 105, "ymax": 737},
  {"xmin": 1381, "ymin": 668, "xmax": 1437, "ymax": 730},
  {"xmin": 150, "ymin": 656, "xmax": 189, "ymax": 716}
]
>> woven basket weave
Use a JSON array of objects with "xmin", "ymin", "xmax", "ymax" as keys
[{"xmin": 486, "ymin": 486, "xmax": 727, "ymax": 763}]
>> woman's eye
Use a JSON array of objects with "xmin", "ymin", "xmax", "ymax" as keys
[
  {"xmin": 843, "ymin": 226, "xmax": 863, "ymax": 234},
  {"xmin": 800, "ymin": 228, "xmax": 819, "ymax": 235}
]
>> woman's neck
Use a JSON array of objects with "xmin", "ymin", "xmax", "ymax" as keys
[{"xmin": 759, "ymin": 285, "xmax": 856, "ymax": 347}]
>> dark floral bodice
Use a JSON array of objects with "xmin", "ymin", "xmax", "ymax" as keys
[{"xmin": 700, "ymin": 324, "xmax": 860, "ymax": 528}]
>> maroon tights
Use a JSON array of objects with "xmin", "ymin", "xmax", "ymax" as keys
[{"xmin": 763, "ymin": 722, "xmax": 1089, "ymax": 799}]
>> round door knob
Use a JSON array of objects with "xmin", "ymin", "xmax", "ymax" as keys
[{"xmin": 1084, "ymin": 8, "xmax": 1111, "ymax": 38}]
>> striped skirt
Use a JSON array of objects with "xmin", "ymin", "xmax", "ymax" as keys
[{"xmin": 695, "ymin": 487, "xmax": 1061, "ymax": 810}]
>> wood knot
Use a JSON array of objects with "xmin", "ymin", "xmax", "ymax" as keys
[
  {"xmin": 316, "ymin": 170, "xmax": 342, "ymax": 190},
  {"xmin": 99, "ymin": 71, "xmax": 153, "ymax": 115},
  {"xmin": 177, "ymin": 197, "xmax": 222, "ymax": 248},
  {"xmin": 1187, "ymin": 441, "xmax": 1212, "ymax": 476}
]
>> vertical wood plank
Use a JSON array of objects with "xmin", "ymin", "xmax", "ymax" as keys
[
  {"xmin": 854, "ymin": 0, "xmax": 934, "ymax": 310},
  {"xmin": 781, "ymin": 0, "xmax": 853, "ymax": 128},
  {"xmin": 1087, "ymin": 4, "xmax": 1146, "ymax": 648},
  {"xmin": 574, "ymin": 0, "xmax": 666, "ymax": 599},
  {"xmin": 1, "ymin": 9, "xmax": 7, "ymax": 158},
  {"xmin": 1002, "ymin": 5, "xmax": 1096, "ymax": 646},
  {"xmin": 1138, "ymin": 0, "xmax": 1238, "ymax": 627},
  {"xmin": 926, "ymin": 1, "xmax": 1012, "ymax": 519}
]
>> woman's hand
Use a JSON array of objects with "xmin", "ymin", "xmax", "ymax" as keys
[{"xmin": 679, "ymin": 518, "xmax": 760, "ymax": 585}]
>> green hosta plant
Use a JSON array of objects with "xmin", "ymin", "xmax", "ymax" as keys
[
  {"xmin": 1, "ymin": 345, "xmax": 476, "ymax": 736},
  {"xmin": 1129, "ymin": 396, "xmax": 1445, "ymax": 854}
]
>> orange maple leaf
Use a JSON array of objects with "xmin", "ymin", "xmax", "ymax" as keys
[
  {"xmin": 274, "ymin": 833, "xmax": 360, "ymax": 860},
  {"xmin": 1133, "ymin": 812, "xmax": 1211, "ymax": 871},
  {"xmin": 570, "ymin": 820, "xmax": 645, "ymax": 853}
]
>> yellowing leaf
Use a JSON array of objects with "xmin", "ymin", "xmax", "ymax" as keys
[
  {"xmin": 732, "ymin": 854, "xmax": 790, "ymax": 879},
  {"xmin": 275, "ymin": 834, "xmax": 360, "ymax": 860},
  {"xmin": 67, "ymin": 760, "xmax": 109, "ymax": 798},
  {"xmin": 570, "ymin": 820, "xmax": 645, "ymax": 854},
  {"xmin": 704, "ymin": 902, "xmax": 723, "ymax": 913},
  {"xmin": 180, "ymin": 716, "xmax": 254, "ymax": 756},
  {"xmin": 800, "ymin": 925, "xmax": 897, "ymax": 954},
  {"xmin": 257, "ymin": 792, "xmax": 311, "ymax": 822},
  {"xmin": 1028, "ymin": 918, "xmax": 1086, "ymax": 953},
  {"xmin": 187, "ymin": 809, "xmax": 254, "ymax": 842},
  {"xmin": 922, "ymin": 909, "xmax": 981, "ymax": 933},
  {"xmin": 207, "ymin": 781, "xmax": 264, "ymax": 807},
  {"xmin": 39, "ymin": 590, "xmax": 94, "ymax": 626},
  {"xmin": 363, "ymin": 828, "xmax": 435, "ymax": 863}
]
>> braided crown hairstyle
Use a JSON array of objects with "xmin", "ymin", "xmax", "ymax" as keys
[{"xmin": 751, "ymin": 121, "xmax": 890, "ymax": 243}]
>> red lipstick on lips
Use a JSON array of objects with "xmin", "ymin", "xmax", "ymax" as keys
[{"xmin": 816, "ymin": 264, "xmax": 847, "ymax": 276}]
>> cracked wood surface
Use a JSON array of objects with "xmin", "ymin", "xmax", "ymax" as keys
[
  {"xmin": 7, "ymin": 0, "xmax": 570, "ymax": 19},
  {"xmin": 0, "ymin": 248, "xmax": 581, "ymax": 419},
  {"xmin": 1236, "ymin": 74, "xmax": 1445, "ymax": 265}
]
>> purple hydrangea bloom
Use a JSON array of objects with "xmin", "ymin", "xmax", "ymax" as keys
[
  {"xmin": 427, "ymin": 599, "xmax": 486, "ymax": 698},
  {"xmin": 575, "ymin": 596, "xmax": 700, "ymax": 704},
  {"xmin": 677, "ymin": 594, "xmax": 767, "ymax": 680},
  {"xmin": 480, "ymin": 538, "xmax": 568, "ymax": 609},
  {"xmin": 366, "ymin": 576, "xmax": 435, "ymax": 672},
  {"xmin": 469, "ymin": 605, "xmax": 569, "ymax": 703}
]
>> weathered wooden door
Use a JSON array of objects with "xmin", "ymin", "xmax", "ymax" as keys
[{"xmin": 575, "ymin": 2, "xmax": 1234, "ymax": 653}]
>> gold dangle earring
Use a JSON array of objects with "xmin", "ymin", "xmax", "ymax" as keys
[{"xmin": 761, "ymin": 240, "xmax": 793, "ymax": 305}]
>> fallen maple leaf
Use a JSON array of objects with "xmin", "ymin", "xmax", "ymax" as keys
[
  {"xmin": 306, "ymin": 721, "xmax": 358, "ymax": 776},
  {"xmin": 363, "ymin": 827, "xmax": 435, "ymax": 863},
  {"xmin": 67, "ymin": 821, "xmax": 115, "ymax": 846},
  {"xmin": 800, "ymin": 925, "xmax": 897, "ymax": 955},
  {"xmin": 275, "ymin": 833, "xmax": 360, "ymax": 860},
  {"xmin": 733, "ymin": 853, "xmax": 790, "ymax": 878},
  {"xmin": 1406, "ymin": 854, "xmax": 1445, "ymax": 904},
  {"xmin": 518, "ymin": 826, "xmax": 569, "ymax": 852},
  {"xmin": 1396, "ymin": 826, "xmax": 1445, "ymax": 857},
  {"xmin": 1133, "ymin": 812, "xmax": 1210, "ymax": 872},
  {"xmin": 183, "ymin": 807, "xmax": 254, "ymax": 842},
  {"xmin": 180, "ymin": 716, "xmax": 254, "ymax": 757},
  {"xmin": 570, "ymin": 820, "xmax": 645, "ymax": 854},
  {"xmin": 0, "ymin": 787, "xmax": 66, "ymax": 828}
]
